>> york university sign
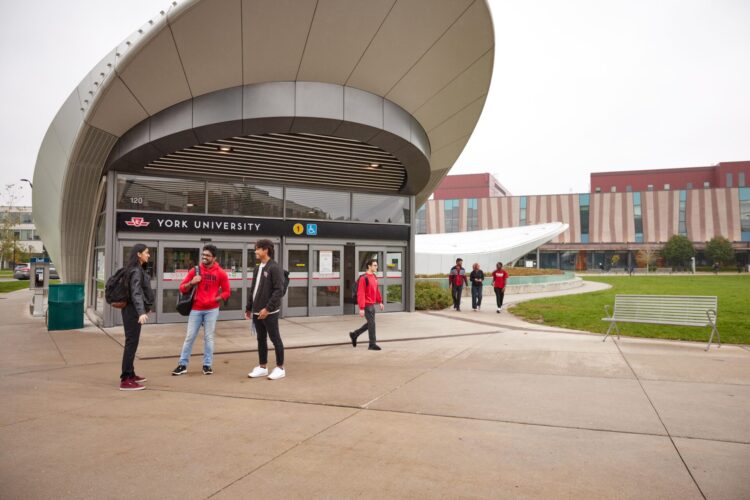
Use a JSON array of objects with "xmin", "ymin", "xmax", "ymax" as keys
[{"xmin": 116, "ymin": 212, "xmax": 409, "ymax": 240}]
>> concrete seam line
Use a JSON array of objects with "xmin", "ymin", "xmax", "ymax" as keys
[
  {"xmin": 613, "ymin": 340, "xmax": 707, "ymax": 500},
  {"xmin": 45, "ymin": 330, "xmax": 68, "ymax": 366},
  {"xmin": 206, "ymin": 409, "xmax": 360, "ymax": 499}
]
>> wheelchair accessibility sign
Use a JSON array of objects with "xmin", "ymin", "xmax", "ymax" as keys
[{"xmin": 306, "ymin": 223, "xmax": 318, "ymax": 236}]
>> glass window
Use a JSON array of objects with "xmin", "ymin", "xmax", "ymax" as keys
[
  {"xmin": 610, "ymin": 186, "xmax": 616, "ymax": 192},
  {"xmin": 285, "ymin": 187, "xmax": 350, "ymax": 221},
  {"xmin": 686, "ymin": 182, "xmax": 693, "ymax": 189},
  {"xmin": 122, "ymin": 246, "xmax": 157, "ymax": 279},
  {"xmin": 520, "ymin": 196, "xmax": 528, "ymax": 226},
  {"xmin": 386, "ymin": 251, "xmax": 403, "ymax": 278},
  {"xmin": 162, "ymin": 247, "xmax": 198, "ymax": 281},
  {"xmin": 313, "ymin": 249, "xmax": 340, "ymax": 278},
  {"xmin": 95, "ymin": 214, "xmax": 106, "ymax": 247},
  {"xmin": 633, "ymin": 192, "xmax": 643, "ymax": 242},
  {"xmin": 595, "ymin": 187, "xmax": 601, "ymax": 193},
  {"xmin": 351, "ymin": 193, "xmax": 410, "ymax": 224},
  {"xmin": 579, "ymin": 194, "xmax": 589, "ymax": 240},
  {"xmin": 626, "ymin": 185, "xmax": 632, "ymax": 192},
  {"xmin": 415, "ymin": 205, "xmax": 427, "ymax": 234},
  {"xmin": 740, "ymin": 188, "xmax": 750, "ymax": 241},
  {"xmin": 287, "ymin": 249, "xmax": 309, "ymax": 277},
  {"xmin": 117, "ymin": 175, "xmax": 205, "ymax": 213},
  {"xmin": 726, "ymin": 173, "xmax": 733, "ymax": 188},
  {"xmin": 704, "ymin": 181, "xmax": 710, "ymax": 188},
  {"xmin": 287, "ymin": 287, "xmax": 308, "ymax": 308},
  {"xmin": 739, "ymin": 172, "xmax": 746, "ymax": 188},
  {"xmin": 467, "ymin": 198, "xmax": 478, "ymax": 231},
  {"xmin": 647, "ymin": 185, "xmax": 653, "ymax": 192},
  {"xmin": 207, "ymin": 183, "xmax": 283, "ymax": 217},
  {"xmin": 314, "ymin": 286, "xmax": 340, "ymax": 307},
  {"xmin": 664, "ymin": 184, "xmax": 670, "ymax": 191},
  {"xmin": 444, "ymin": 200, "xmax": 459, "ymax": 232},
  {"xmin": 678, "ymin": 190, "xmax": 687, "ymax": 236},
  {"xmin": 387, "ymin": 284, "xmax": 403, "ymax": 305}
]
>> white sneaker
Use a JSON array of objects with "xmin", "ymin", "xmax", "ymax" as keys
[
  {"xmin": 248, "ymin": 366, "xmax": 268, "ymax": 378},
  {"xmin": 496, "ymin": 308, "xmax": 501, "ymax": 313},
  {"xmin": 268, "ymin": 367, "xmax": 285, "ymax": 380}
]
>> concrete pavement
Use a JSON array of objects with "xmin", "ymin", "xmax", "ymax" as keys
[{"xmin": 1, "ymin": 286, "xmax": 748, "ymax": 499}]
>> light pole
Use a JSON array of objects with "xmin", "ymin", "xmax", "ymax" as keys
[{"xmin": 20, "ymin": 179, "xmax": 33, "ymax": 189}]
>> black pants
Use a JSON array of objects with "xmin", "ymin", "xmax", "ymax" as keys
[
  {"xmin": 253, "ymin": 313, "xmax": 284, "ymax": 366},
  {"xmin": 451, "ymin": 285, "xmax": 464, "ymax": 310},
  {"xmin": 121, "ymin": 304, "xmax": 141, "ymax": 380},
  {"xmin": 352, "ymin": 305, "xmax": 377, "ymax": 345},
  {"xmin": 494, "ymin": 287, "xmax": 506, "ymax": 309},
  {"xmin": 471, "ymin": 285, "xmax": 483, "ymax": 309}
]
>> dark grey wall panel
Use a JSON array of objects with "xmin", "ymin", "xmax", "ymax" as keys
[
  {"xmin": 150, "ymin": 100, "xmax": 193, "ymax": 141},
  {"xmin": 383, "ymin": 100, "xmax": 412, "ymax": 142},
  {"xmin": 193, "ymin": 86, "xmax": 243, "ymax": 142},
  {"xmin": 294, "ymin": 82, "xmax": 343, "ymax": 122},
  {"xmin": 243, "ymin": 82, "xmax": 294, "ymax": 119}
]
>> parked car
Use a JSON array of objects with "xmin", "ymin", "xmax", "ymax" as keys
[
  {"xmin": 14, "ymin": 264, "xmax": 30, "ymax": 280},
  {"xmin": 49, "ymin": 266, "xmax": 59, "ymax": 280}
]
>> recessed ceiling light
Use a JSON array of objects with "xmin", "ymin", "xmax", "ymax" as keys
[
  {"xmin": 366, "ymin": 163, "xmax": 381, "ymax": 170},
  {"xmin": 217, "ymin": 146, "xmax": 233, "ymax": 153}
]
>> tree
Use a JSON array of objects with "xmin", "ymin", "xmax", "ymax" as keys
[
  {"xmin": 705, "ymin": 236, "xmax": 734, "ymax": 266},
  {"xmin": 0, "ymin": 184, "xmax": 25, "ymax": 269},
  {"xmin": 661, "ymin": 235, "xmax": 694, "ymax": 269},
  {"xmin": 635, "ymin": 244, "xmax": 659, "ymax": 271}
]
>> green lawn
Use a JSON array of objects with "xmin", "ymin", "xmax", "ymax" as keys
[
  {"xmin": 511, "ymin": 276, "xmax": 750, "ymax": 344},
  {"xmin": 0, "ymin": 280, "xmax": 61, "ymax": 293}
]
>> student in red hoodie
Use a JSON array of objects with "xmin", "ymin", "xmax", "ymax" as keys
[
  {"xmin": 171, "ymin": 244, "xmax": 230, "ymax": 376},
  {"xmin": 348, "ymin": 259, "xmax": 384, "ymax": 351},
  {"xmin": 492, "ymin": 261, "xmax": 509, "ymax": 313}
]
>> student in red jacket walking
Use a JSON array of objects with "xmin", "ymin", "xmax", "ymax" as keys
[
  {"xmin": 171, "ymin": 244, "xmax": 230, "ymax": 375},
  {"xmin": 348, "ymin": 259, "xmax": 384, "ymax": 350},
  {"xmin": 492, "ymin": 261, "xmax": 509, "ymax": 313}
]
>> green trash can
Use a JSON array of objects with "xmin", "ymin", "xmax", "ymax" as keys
[{"xmin": 47, "ymin": 283, "xmax": 85, "ymax": 331}]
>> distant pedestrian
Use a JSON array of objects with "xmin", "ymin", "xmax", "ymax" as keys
[
  {"xmin": 469, "ymin": 263, "xmax": 485, "ymax": 311},
  {"xmin": 349, "ymin": 259, "xmax": 384, "ymax": 351},
  {"xmin": 448, "ymin": 258, "xmax": 468, "ymax": 311},
  {"xmin": 119, "ymin": 243, "xmax": 154, "ymax": 391},
  {"xmin": 246, "ymin": 239, "xmax": 287, "ymax": 379},
  {"xmin": 712, "ymin": 262, "xmax": 720, "ymax": 275},
  {"xmin": 172, "ymin": 244, "xmax": 230, "ymax": 376},
  {"xmin": 492, "ymin": 261, "xmax": 509, "ymax": 313}
]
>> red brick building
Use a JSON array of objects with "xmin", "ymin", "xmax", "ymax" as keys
[
  {"xmin": 591, "ymin": 161, "xmax": 750, "ymax": 193},
  {"xmin": 432, "ymin": 173, "xmax": 510, "ymax": 199}
]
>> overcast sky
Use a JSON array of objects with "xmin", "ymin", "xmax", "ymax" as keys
[{"xmin": 1, "ymin": 0, "xmax": 749, "ymax": 206}]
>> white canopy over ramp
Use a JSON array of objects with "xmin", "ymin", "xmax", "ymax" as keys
[{"xmin": 415, "ymin": 222, "xmax": 569, "ymax": 274}]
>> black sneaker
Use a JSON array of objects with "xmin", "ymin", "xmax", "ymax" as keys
[
  {"xmin": 349, "ymin": 331, "xmax": 357, "ymax": 348},
  {"xmin": 171, "ymin": 364, "xmax": 187, "ymax": 376},
  {"xmin": 202, "ymin": 365, "xmax": 213, "ymax": 375},
  {"xmin": 368, "ymin": 344, "xmax": 382, "ymax": 351}
]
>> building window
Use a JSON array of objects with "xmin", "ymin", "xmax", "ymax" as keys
[
  {"xmin": 678, "ymin": 190, "xmax": 687, "ymax": 236},
  {"xmin": 633, "ymin": 192, "xmax": 643, "ymax": 243},
  {"xmin": 647, "ymin": 185, "xmax": 653, "ymax": 192},
  {"xmin": 285, "ymin": 187, "xmax": 350, "ymax": 221},
  {"xmin": 704, "ymin": 181, "xmax": 710, "ymax": 188},
  {"xmin": 726, "ymin": 173, "xmax": 733, "ymax": 188},
  {"xmin": 117, "ymin": 174, "xmax": 206, "ymax": 213},
  {"xmin": 579, "ymin": 194, "xmax": 589, "ymax": 243},
  {"xmin": 686, "ymin": 182, "xmax": 693, "ymax": 189},
  {"xmin": 519, "ymin": 196, "xmax": 527, "ymax": 226},
  {"xmin": 610, "ymin": 186, "xmax": 617, "ymax": 193},
  {"xmin": 664, "ymin": 184, "xmax": 670, "ymax": 191},
  {"xmin": 626, "ymin": 185, "xmax": 632, "ymax": 192},
  {"xmin": 415, "ymin": 205, "xmax": 427, "ymax": 234},
  {"xmin": 444, "ymin": 199, "xmax": 460, "ymax": 232},
  {"xmin": 740, "ymin": 188, "xmax": 750, "ymax": 241},
  {"xmin": 207, "ymin": 182, "xmax": 283, "ymax": 218},
  {"xmin": 595, "ymin": 187, "xmax": 601, "ymax": 193},
  {"xmin": 467, "ymin": 199, "xmax": 478, "ymax": 231},
  {"xmin": 740, "ymin": 172, "xmax": 746, "ymax": 187},
  {"xmin": 352, "ymin": 193, "xmax": 410, "ymax": 224}
]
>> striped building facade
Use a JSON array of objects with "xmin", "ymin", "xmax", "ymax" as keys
[{"xmin": 417, "ymin": 187, "xmax": 750, "ymax": 270}]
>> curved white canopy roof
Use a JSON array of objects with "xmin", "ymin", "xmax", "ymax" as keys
[
  {"xmin": 415, "ymin": 222, "xmax": 569, "ymax": 274},
  {"xmin": 33, "ymin": 0, "xmax": 495, "ymax": 281}
]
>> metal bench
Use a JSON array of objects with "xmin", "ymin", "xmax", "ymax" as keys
[{"xmin": 603, "ymin": 294, "xmax": 720, "ymax": 350}]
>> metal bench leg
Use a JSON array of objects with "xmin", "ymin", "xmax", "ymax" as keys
[
  {"xmin": 603, "ymin": 321, "xmax": 619, "ymax": 342},
  {"xmin": 706, "ymin": 324, "xmax": 721, "ymax": 351}
]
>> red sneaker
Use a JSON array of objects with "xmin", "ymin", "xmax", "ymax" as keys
[
  {"xmin": 132, "ymin": 375, "xmax": 147, "ymax": 383},
  {"xmin": 119, "ymin": 379, "xmax": 145, "ymax": 391}
]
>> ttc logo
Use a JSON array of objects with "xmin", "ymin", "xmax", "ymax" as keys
[
  {"xmin": 125, "ymin": 216, "xmax": 150, "ymax": 228},
  {"xmin": 306, "ymin": 223, "xmax": 318, "ymax": 236}
]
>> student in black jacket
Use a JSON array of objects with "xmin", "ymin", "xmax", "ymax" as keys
[
  {"xmin": 119, "ymin": 243, "xmax": 154, "ymax": 391},
  {"xmin": 245, "ymin": 239, "xmax": 286, "ymax": 380},
  {"xmin": 469, "ymin": 263, "xmax": 485, "ymax": 311}
]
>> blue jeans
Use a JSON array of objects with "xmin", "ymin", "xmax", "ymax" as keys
[{"xmin": 179, "ymin": 307, "xmax": 219, "ymax": 366}]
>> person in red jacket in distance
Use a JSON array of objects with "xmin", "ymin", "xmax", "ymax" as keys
[{"xmin": 349, "ymin": 259, "xmax": 384, "ymax": 351}]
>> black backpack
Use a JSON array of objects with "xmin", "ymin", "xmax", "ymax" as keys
[
  {"xmin": 351, "ymin": 274, "xmax": 369, "ymax": 301},
  {"xmin": 105, "ymin": 267, "xmax": 129, "ymax": 308},
  {"xmin": 282, "ymin": 269, "xmax": 290, "ymax": 296}
]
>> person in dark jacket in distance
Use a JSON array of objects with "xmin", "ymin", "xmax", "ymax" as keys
[
  {"xmin": 349, "ymin": 259, "xmax": 384, "ymax": 350},
  {"xmin": 469, "ymin": 262, "xmax": 485, "ymax": 311},
  {"xmin": 448, "ymin": 258, "xmax": 469, "ymax": 311},
  {"xmin": 119, "ymin": 243, "xmax": 154, "ymax": 391},
  {"xmin": 245, "ymin": 239, "xmax": 286, "ymax": 380}
]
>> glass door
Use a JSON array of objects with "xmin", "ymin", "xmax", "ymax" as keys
[
  {"xmin": 215, "ymin": 245, "xmax": 245, "ymax": 320},
  {"xmin": 158, "ymin": 242, "xmax": 201, "ymax": 323},
  {"xmin": 355, "ymin": 247, "xmax": 384, "ymax": 311},
  {"xmin": 384, "ymin": 248, "xmax": 405, "ymax": 312},
  {"xmin": 284, "ymin": 245, "xmax": 309, "ymax": 317},
  {"xmin": 310, "ymin": 245, "xmax": 343, "ymax": 316}
]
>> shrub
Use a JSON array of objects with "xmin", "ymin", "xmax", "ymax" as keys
[{"xmin": 415, "ymin": 281, "xmax": 452, "ymax": 310}]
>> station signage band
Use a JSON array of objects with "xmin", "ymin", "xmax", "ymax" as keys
[{"xmin": 117, "ymin": 212, "xmax": 409, "ymax": 241}]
